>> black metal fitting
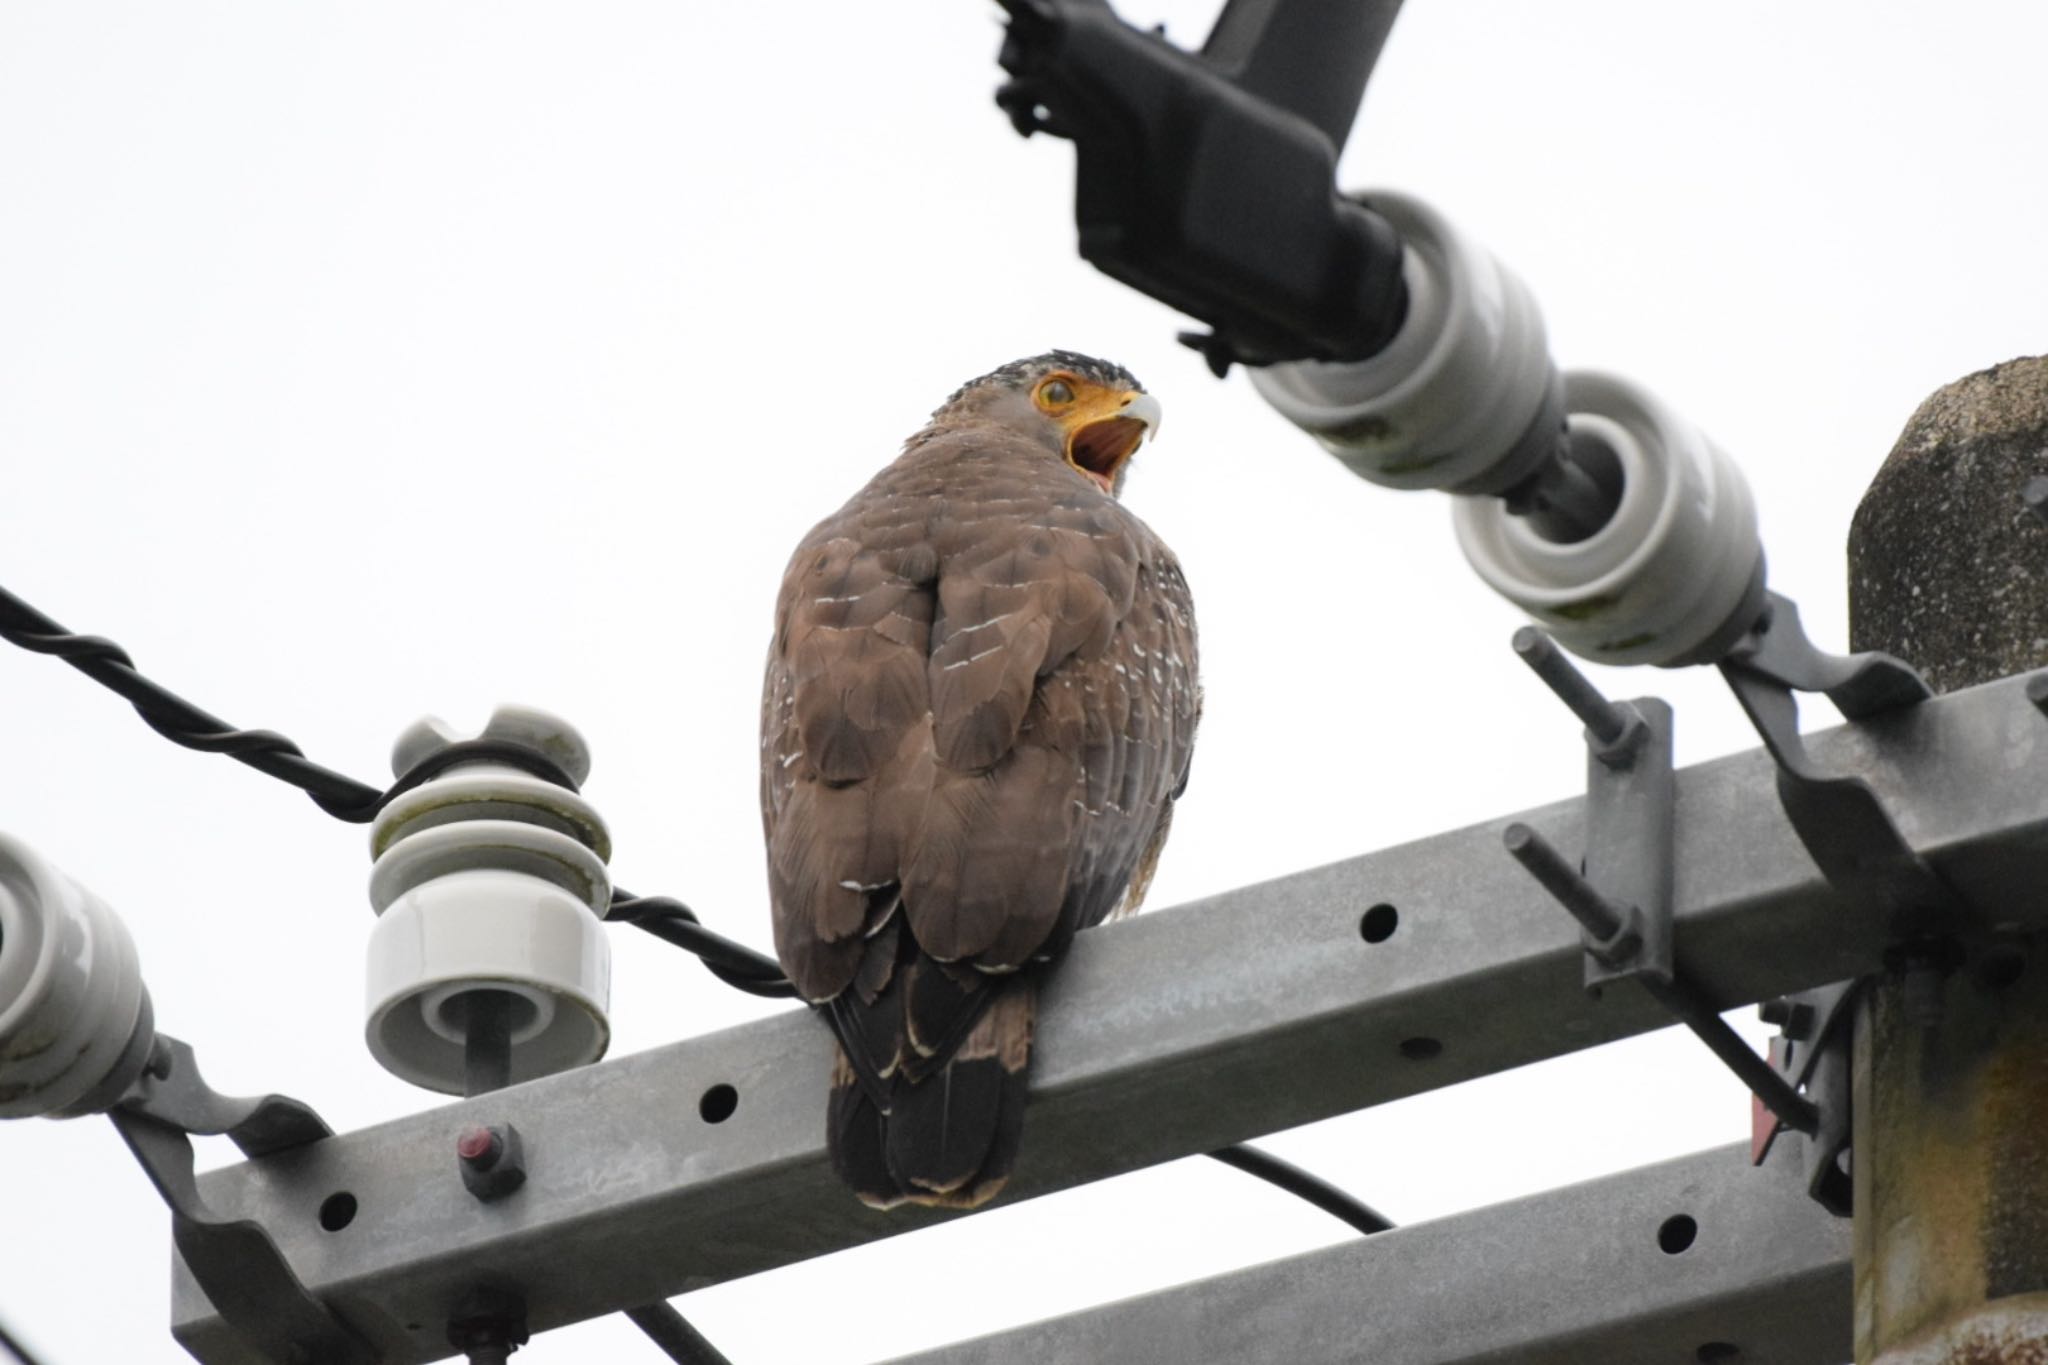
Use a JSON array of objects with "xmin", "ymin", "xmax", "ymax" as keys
[
  {"xmin": 994, "ymin": 0, "xmax": 1409, "ymax": 372},
  {"xmin": 1751, "ymin": 983, "xmax": 1858, "ymax": 1216},
  {"xmin": 457, "ymin": 1122, "xmax": 528, "ymax": 1202},
  {"xmin": 1883, "ymin": 938, "xmax": 1965, "ymax": 1030},
  {"xmin": 447, "ymin": 1286, "xmax": 529, "ymax": 1365}
]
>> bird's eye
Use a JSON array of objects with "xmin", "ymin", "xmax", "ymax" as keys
[{"xmin": 1038, "ymin": 379, "xmax": 1076, "ymax": 407}]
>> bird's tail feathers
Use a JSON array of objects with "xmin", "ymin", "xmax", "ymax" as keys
[{"xmin": 827, "ymin": 979, "xmax": 1036, "ymax": 1210}]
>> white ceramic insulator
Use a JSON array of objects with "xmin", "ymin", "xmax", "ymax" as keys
[
  {"xmin": 1453, "ymin": 371, "xmax": 1764, "ymax": 667},
  {"xmin": 365, "ymin": 706, "xmax": 612, "ymax": 1094},
  {"xmin": 1248, "ymin": 189, "xmax": 1555, "ymax": 492},
  {"xmin": 0, "ymin": 832, "xmax": 153, "ymax": 1118}
]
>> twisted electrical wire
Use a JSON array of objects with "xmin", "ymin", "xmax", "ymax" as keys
[
  {"xmin": 0, "ymin": 585, "xmax": 384, "ymax": 819},
  {"xmin": 606, "ymin": 894, "xmax": 794, "ymax": 998}
]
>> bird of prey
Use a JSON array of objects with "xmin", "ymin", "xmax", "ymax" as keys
[{"xmin": 760, "ymin": 351, "xmax": 1199, "ymax": 1210}]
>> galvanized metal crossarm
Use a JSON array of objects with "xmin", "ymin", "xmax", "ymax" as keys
[
  {"xmin": 881, "ymin": 1140, "xmax": 1852, "ymax": 1365},
  {"xmin": 172, "ymin": 671, "xmax": 2048, "ymax": 1363}
]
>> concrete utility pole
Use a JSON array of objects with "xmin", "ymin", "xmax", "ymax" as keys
[{"xmin": 1847, "ymin": 355, "xmax": 2048, "ymax": 1363}]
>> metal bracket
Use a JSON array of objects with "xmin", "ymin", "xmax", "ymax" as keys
[
  {"xmin": 1506, "ymin": 628, "xmax": 1822, "ymax": 1147},
  {"xmin": 1719, "ymin": 592, "xmax": 1966, "ymax": 946},
  {"xmin": 1713, "ymin": 593, "xmax": 1960, "ymax": 1215},
  {"xmin": 1511, "ymin": 628, "xmax": 1674, "ymax": 994},
  {"xmin": 1751, "ymin": 981, "xmax": 1859, "ymax": 1217},
  {"xmin": 110, "ymin": 1036, "xmax": 374, "ymax": 1365}
]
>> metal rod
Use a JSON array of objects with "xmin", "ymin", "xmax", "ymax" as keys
[
  {"xmin": 1510, "ymin": 628, "xmax": 1628, "ymax": 745},
  {"xmin": 1502, "ymin": 822, "xmax": 1625, "ymax": 941},
  {"xmin": 1505, "ymin": 823, "xmax": 1818, "ymax": 1135},
  {"xmin": 462, "ymin": 992, "xmax": 513, "ymax": 1099},
  {"xmin": 624, "ymin": 1302, "xmax": 734, "ymax": 1365},
  {"xmin": 1637, "ymin": 975, "xmax": 1818, "ymax": 1135},
  {"xmin": 1513, "ymin": 447, "xmax": 1619, "ymax": 544}
]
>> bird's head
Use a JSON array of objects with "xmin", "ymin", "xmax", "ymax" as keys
[{"xmin": 933, "ymin": 350, "xmax": 1161, "ymax": 497}]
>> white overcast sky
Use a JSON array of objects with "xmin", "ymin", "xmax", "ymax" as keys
[{"xmin": 3, "ymin": 3, "xmax": 2045, "ymax": 1362}]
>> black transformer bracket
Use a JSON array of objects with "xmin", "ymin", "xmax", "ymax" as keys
[{"xmin": 994, "ymin": 0, "xmax": 1411, "ymax": 373}]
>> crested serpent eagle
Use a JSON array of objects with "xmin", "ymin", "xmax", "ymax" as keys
[{"xmin": 760, "ymin": 351, "xmax": 1199, "ymax": 1208}]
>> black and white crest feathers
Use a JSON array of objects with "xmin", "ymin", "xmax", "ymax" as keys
[{"xmin": 939, "ymin": 349, "xmax": 1143, "ymax": 414}]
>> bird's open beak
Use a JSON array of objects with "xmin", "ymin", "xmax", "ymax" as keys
[{"xmin": 1066, "ymin": 391, "xmax": 1161, "ymax": 494}]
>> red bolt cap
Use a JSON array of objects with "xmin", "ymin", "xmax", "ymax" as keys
[{"xmin": 456, "ymin": 1126, "xmax": 501, "ymax": 1164}]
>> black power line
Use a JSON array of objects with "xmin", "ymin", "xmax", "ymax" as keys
[
  {"xmin": 0, "ymin": 584, "xmax": 383, "ymax": 819},
  {"xmin": 0, "ymin": 1315, "xmax": 47, "ymax": 1365},
  {"xmin": 1206, "ymin": 1145, "xmax": 1393, "ymax": 1237},
  {"xmin": 624, "ymin": 1302, "xmax": 733, "ymax": 1365}
]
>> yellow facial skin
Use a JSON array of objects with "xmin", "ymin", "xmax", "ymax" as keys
[{"xmin": 1034, "ymin": 373, "xmax": 1160, "ymax": 493}]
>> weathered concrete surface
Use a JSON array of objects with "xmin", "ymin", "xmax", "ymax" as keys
[
  {"xmin": 1848, "ymin": 354, "xmax": 2048, "ymax": 1364},
  {"xmin": 1850, "ymin": 354, "xmax": 2048, "ymax": 693}
]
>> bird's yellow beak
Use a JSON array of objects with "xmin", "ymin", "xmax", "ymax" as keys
[{"xmin": 1063, "ymin": 389, "xmax": 1161, "ymax": 493}]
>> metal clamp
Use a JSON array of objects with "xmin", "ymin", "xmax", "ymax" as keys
[
  {"xmin": 1505, "ymin": 629, "xmax": 1821, "ymax": 1148},
  {"xmin": 1510, "ymin": 627, "xmax": 1673, "ymax": 994},
  {"xmin": 1718, "ymin": 591, "xmax": 1964, "ymax": 947},
  {"xmin": 1750, "ymin": 982, "xmax": 1859, "ymax": 1216},
  {"xmin": 110, "ymin": 1036, "xmax": 374, "ymax": 1365}
]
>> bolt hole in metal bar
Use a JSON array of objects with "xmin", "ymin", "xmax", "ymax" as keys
[
  {"xmin": 698, "ymin": 1085, "xmax": 738, "ymax": 1124},
  {"xmin": 318, "ymin": 1193, "xmax": 358, "ymax": 1233},
  {"xmin": 1365, "ymin": 903, "xmax": 1440, "ymax": 1059},
  {"xmin": 1658, "ymin": 1213, "xmax": 1698, "ymax": 1255},
  {"xmin": 1358, "ymin": 902, "xmax": 1398, "ymax": 942}
]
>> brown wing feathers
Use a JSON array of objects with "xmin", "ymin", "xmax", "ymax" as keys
[{"xmin": 763, "ymin": 397, "xmax": 1197, "ymax": 1210}]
